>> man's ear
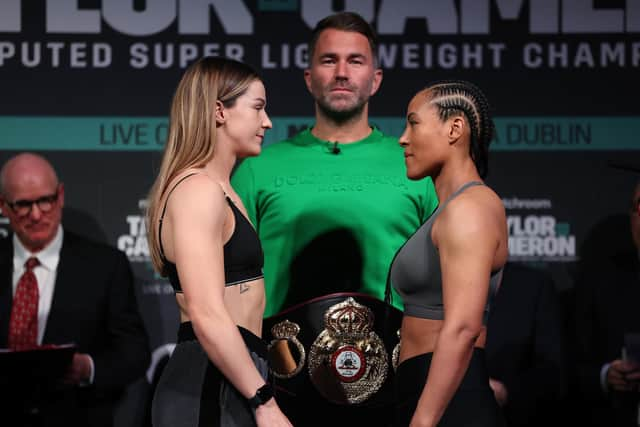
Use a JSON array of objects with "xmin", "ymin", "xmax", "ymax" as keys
[
  {"xmin": 58, "ymin": 183, "xmax": 65, "ymax": 209},
  {"xmin": 448, "ymin": 116, "xmax": 465, "ymax": 144},
  {"xmin": 215, "ymin": 100, "xmax": 226, "ymax": 124},
  {"xmin": 303, "ymin": 69, "xmax": 312, "ymax": 94},
  {"xmin": 370, "ymin": 68, "xmax": 383, "ymax": 96}
]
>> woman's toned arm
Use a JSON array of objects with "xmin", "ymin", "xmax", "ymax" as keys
[
  {"xmin": 166, "ymin": 174, "xmax": 290, "ymax": 426},
  {"xmin": 409, "ymin": 191, "xmax": 504, "ymax": 427}
]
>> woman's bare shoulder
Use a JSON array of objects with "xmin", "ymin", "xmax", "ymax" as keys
[
  {"xmin": 437, "ymin": 185, "xmax": 505, "ymax": 244},
  {"xmin": 165, "ymin": 171, "xmax": 226, "ymax": 218}
]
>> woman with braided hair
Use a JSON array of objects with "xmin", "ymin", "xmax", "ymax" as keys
[{"xmin": 390, "ymin": 80, "xmax": 508, "ymax": 426}]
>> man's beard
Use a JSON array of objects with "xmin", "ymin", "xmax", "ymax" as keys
[{"xmin": 316, "ymin": 93, "xmax": 367, "ymax": 124}]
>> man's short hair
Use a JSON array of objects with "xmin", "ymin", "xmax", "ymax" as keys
[{"xmin": 308, "ymin": 11, "xmax": 379, "ymax": 66}]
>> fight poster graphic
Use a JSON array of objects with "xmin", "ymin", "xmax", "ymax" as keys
[{"xmin": 504, "ymin": 197, "xmax": 577, "ymax": 262}]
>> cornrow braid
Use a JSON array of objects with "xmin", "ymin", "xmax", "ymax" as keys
[{"xmin": 425, "ymin": 80, "xmax": 495, "ymax": 178}]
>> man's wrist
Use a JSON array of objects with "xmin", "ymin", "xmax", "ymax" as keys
[
  {"xmin": 600, "ymin": 362, "xmax": 611, "ymax": 393},
  {"xmin": 79, "ymin": 353, "xmax": 95, "ymax": 386},
  {"xmin": 87, "ymin": 354, "xmax": 95, "ymax": 384}
]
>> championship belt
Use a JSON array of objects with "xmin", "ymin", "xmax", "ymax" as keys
[{"xmin": 263, "ymin": 292, "xmax": 402, "ymax": 406}]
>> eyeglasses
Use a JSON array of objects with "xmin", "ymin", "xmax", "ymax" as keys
[{"xmin": 5, "ymin": 191, "xmax": 59, "ymax": 217}]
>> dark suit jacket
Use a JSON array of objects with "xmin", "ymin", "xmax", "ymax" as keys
[
  {"xmin": 486, "ymin": 263, "xmax": 567, "ymax": 427},
  {"xmin": 0, "ymin": 230, "xmax": 150, "ymax": 427},
  {"xmin": 570, "ymin": 249, "xmax": 640, "ymax": 427}
]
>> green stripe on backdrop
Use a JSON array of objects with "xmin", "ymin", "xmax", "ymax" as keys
[{"xmin": 1, "ymin": 116, "xmax": 638, "ymax": 151}]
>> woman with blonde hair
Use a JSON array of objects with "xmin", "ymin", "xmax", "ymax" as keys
[
  {"xmin": 390, "ymin": 80, "xmax": 507, "ymax": 426},
  {"xmin": 148, "ymin": 56, "xmax": 292, "ymax": 427}
]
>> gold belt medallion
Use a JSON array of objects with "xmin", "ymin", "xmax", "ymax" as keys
[
  {"xmin": 307, "ymin": 297, "xmax": 388, "ymax": 404},
  {"xmin": 268, "ymin": 320, "xmax": 306, "ymax": 379}
]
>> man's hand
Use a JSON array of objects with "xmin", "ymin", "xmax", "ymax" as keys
[
  {"xmin": 607, "ymin": 359, "xmax": 640, "ymax": 392},
  {"xmin": 63, "ymin": 353, "xmax": 92, "ymax": 385}
]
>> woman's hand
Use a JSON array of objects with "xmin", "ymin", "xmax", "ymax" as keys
[
  {"xmin": 255, "ymin": 398, "xmax": 293, "ymax": 427},
  {"xmin": 409, "ymin": 415, "xmax": 435, "ymax": 427}
]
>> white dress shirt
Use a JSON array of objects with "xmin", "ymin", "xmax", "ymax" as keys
[
  {"xmin": 12, "ymin": 226, "xmax": 94, "ymax": 383},
  {"xmin": 12, "ymin": 225, "xmax": 63, "ymax": 344}
]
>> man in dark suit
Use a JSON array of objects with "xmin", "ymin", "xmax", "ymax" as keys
[
  {"xmin": 485, "ymin": 262, "xmax": 567, "ymax": 427},
  {"xmin": 569, "ymin": 181, "xmax": 640, "ymax": 427},
  {"xmin": 0, "ymin": 153, "xmax": 150, "ymax": 427}
]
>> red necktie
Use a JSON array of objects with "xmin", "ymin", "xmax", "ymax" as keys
[{"xmin": 8, "ymin": 257, "xmax": 40, "ymax": 350}]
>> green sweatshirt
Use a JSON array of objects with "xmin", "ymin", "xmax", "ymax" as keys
[{"xmin": 232, "ymin": 127, "xmax": 438, "ymax": 317}]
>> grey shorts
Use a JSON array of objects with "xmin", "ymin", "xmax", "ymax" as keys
[{"xmin": 152, "ymin": 322, "xmax": 269, "ymax": 427}]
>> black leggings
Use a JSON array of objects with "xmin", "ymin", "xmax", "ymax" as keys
[
  {"xmin": 152, "ymin": 322, "xmax": 269, "ymax": 427},
  {"xmin": 394, "ymin": 348, "xmax": 505, "ymax": 427}
]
